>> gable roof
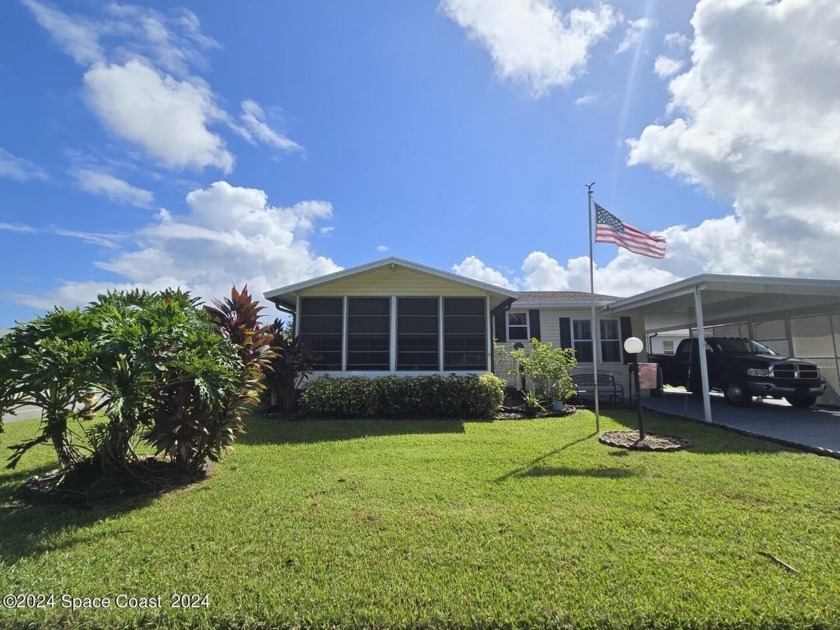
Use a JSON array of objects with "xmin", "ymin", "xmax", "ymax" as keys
[{"xmin": 264, "ymin": 257, "xmax": 519, "ymax": 311}]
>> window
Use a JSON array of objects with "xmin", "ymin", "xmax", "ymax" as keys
[
  {"xmin": 299, "ymin": 297, "xmax": 343, "ymax": 370},
  {"xmin": 397, "ymin": 298, "xmax": 439, "ymax": 370},
  {"xmin": 663, "ymin": 340, "xmax": 675, "ymax": 354},
  {"xmin": 572, "ymin": 319, "xmax": 593, "ymax": 362},
  {"xmin": 599, "ymin": 319, "xmax": 622, "ymax": 363},
  {"xmin": 571, "ymin": 318, "xmax": 623, "ymax": 363},
  {"xmin": 507, "ymin": 312, "xmax": 529, "ymax": 340},
  {"xmin": 347, "ymin": 297, "xmax": 390, "ymax": 370},
  {"xmin": 443, "ymin": 298, "xmax": 487, "ymax": 370}
]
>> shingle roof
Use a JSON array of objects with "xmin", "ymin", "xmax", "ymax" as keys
[{"xmin": 513, "ymin": 291, "xmax": 620, "ymax": 305}]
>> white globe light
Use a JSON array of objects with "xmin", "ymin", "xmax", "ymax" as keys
[{"xmin": 624, "ymin": 336, "xmax": 644, "ymax": 354}]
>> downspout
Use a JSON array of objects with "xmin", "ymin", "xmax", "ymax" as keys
[
  {"xmin": 648, "ymin": 332, "xmax": 658, "ymax": 355},
  {"xmin": 270, "ymin": 299, "xmax": 297, "ymax": 335}
]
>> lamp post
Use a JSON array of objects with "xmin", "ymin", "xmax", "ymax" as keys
[{"xmin": 624, "ymin": 336, "xmax": 646, "ymax": 440}]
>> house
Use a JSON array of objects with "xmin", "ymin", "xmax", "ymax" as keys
[
  {"xmin": 493, "ymin": 291, "xmax": 638, "ymax": 395},
  {"xmin": 263, "ymin": 258, "xmax": 518, "ymax": 376},
  {"xmin": 265, "ymin": 259, "xmax": 840, "ymax": 415},
  {"xmin": 263, "ymin": 257, "xmax": 643, "ymax": 396}
]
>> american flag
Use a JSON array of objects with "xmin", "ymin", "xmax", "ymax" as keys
[{"xmin": 595, "ymin": 203, "xmax": 666, "ymax": 259}]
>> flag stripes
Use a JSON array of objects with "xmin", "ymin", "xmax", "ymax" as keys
[{"xmin": 594, "ymin": 203, "xmax": 666, "ymax": 259}]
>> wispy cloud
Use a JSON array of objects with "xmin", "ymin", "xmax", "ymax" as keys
[
  {"xmin": 71, "ymin": 167, "xmax": 154, "ymax": 207},
  {"xmin": 0, "ymin": 222, "xmax": 37, "ymax": 233},
  {"xmin": 235, "ymin": 100, "xmax": 302, "ymax": 152},
  {"xmin": 0, "ymin": 148, "xmax": 49, "ymax": 182},
  {"xmin": 574, "ymin": 91, "xmax": 599, "ymax": 106},
  {"xmin": 52, "ymin": 228, "xmax": 123, "ymax": 249},
  {"xmin": 616, "ymin": 17, "xmax": 656, "ymax": 54}
]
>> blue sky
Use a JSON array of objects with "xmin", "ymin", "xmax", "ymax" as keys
[{"xmin": 2, "ymin": 0, "xmax": 839, "ymax": 327}]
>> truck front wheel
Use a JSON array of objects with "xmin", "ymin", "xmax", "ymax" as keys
[
  {"xmin": 785, "ymin": 395, "xmax": 817, "ymax": 408},
  {"xmin": 724, "ymin": 381, "xmax": 752, "ymax": 407}
]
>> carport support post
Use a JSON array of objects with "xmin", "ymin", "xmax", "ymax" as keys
[{"xmin": 694, "ymin": 287, "xmax": 713, "ymax": 423}]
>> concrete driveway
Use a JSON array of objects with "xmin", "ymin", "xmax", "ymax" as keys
[
  {"xmin": 643, "ymin": 389, "xmax": 840, "ymax": 457},
  {"xmin": 2, "ymin": 405, "xmax": 44, "ymax": 424}
]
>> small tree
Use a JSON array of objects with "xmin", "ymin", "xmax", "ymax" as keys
[
  {"xmin": 1, "ymin": 309, "xmax": 96, "ymax": 469},
  {"xmin": 505, "ymin": 338, "xmax": 577, "ymax": 404}
]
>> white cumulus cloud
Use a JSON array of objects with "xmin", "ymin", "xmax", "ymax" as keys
[
  {"xmin": 628, "ymin": 0, "xmax": 840, "ymax": 279},
  {"xmin": 83, "ymin": 60, "xmax": 233, "ymax": 173},
  {"xmin": 452, "ymin": 255, "xmax": 518, "ymax": 289},
  {"xmin": 24, "ymin": 1, "xmax": 299, "ymax": 173},
  {"xmin": 17, "ymin": 182, "xmax": 341, "ymax": 312},
  {"xmin": 453, "ymin": 250, "xmax": 680, "ymax": 297},
  {"xmin": 653, "ymin": 55, "xmax": 684, "ymax": 78},
  {"xmin": 440, "ymin": 0, "xmax": 619, "ymax": 96}
]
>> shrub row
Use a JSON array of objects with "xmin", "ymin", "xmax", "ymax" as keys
[{"xmin": 299, "ymin": 374, "xmax": 505, "ymax": 418}]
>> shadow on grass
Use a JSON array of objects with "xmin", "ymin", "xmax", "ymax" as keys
[
  {"xmin": 495, "ymin": 433, "xmax": 597, "ymax": 482},
  {"xmin": 240, "ymin": 415, "xmax": 467, "ymax": 446},
  {"xmin": 0, "ymin": 482, "xmax": 162, "ymax": 565},
  {"xmin": 519, "ymin": 466, "xmax": 640, "ymax": 479}
]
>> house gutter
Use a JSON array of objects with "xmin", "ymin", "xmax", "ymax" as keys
[{"xmin": 270, "ymin": 299, "xmax": 296, "ymax": 316}]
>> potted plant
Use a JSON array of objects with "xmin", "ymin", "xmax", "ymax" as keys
[{"xmin": 523, "ymin": 390, "xmax": 543, "ymax": 417}]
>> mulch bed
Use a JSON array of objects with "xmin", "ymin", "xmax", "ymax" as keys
[
  {"xmin": 599, "ymin": 430, "xmax": 692, "ymax": 451},
  {"xmin": 11, "ymin": 457, "xmax": 208, "ymax": 508}
]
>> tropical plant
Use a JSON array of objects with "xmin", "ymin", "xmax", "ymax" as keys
[
  {"xmin": 523, "ymin": 390, "xmax": 543, "ymax": 410},
  {"xmin": 505, "ymin": 339, "xmax": 577, "ymax": 405},
  {"xmin": 2, "ymin": 286, "xmax": 276, "ymax": 483},
  {"xmin": 264, "ymin": 319, "xmax": 316, "ymax": 413},
  {"xmin": 1, "ymin": 309, "xmax": 96, "ymax": 469},
  {"xmin": 139, "ymin": 290, "xmax": 243, "ymax": 476},
  {"xmin": 205, "ymin": 285, "xmax": 276, "ymax": 414}
]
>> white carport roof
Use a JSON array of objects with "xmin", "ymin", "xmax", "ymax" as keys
[
  {"xmin": 603, "ymin": 274, "xmax": 840, "ymax": 423},
  {"xmin": 603, "ymin": 274, "xmax": 840, "ymax": 333}
]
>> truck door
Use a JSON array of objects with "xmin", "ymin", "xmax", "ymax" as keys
[{"xmin": 669, "ymin": 339, "xmax": 694, "ymax": 386}]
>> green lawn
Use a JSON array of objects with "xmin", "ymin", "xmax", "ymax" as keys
[{"xmin": 1, "ymin": 411, "xmax": 839, "ymax": 629}]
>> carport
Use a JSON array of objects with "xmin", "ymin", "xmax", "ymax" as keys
[{"xmin": 603, "ymin": 274, "xmax": 840, "ymax": 423}]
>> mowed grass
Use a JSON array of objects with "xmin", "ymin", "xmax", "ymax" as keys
[{"xmin": 1, "ymin": 411, "xmax": 840, "ymax": 629}]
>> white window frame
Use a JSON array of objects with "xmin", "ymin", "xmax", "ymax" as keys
[
  {"xmin": 507, "ymin": 311, "xmax": 530, "ymax": 341},
  {"xmin": 571, "ymin": 318, "xmax": 623, "ymax": 363},
  {"xmin": 599, "ymin": 319, "xmax": 622, "ymax": 363}
]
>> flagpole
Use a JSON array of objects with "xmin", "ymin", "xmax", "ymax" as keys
[{"xmin": 586, "ymin": 182, "xmax": 600, "ymax": 434}]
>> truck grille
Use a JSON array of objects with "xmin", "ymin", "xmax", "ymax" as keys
[{"xmin": 773, "ymin": 363, "xmax": 820, "ymax": 379}]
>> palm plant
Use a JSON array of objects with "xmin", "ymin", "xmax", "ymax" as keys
[{"xmin": 2, "ymin": 309, "xmax": 95, "ymax": 469}]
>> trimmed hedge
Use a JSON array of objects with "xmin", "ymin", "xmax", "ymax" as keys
[{"xmin": 299, "ymin": 374, "xmax": 505, "ymax": 418}]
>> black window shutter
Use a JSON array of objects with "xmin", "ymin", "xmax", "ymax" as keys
[
  {"xmin": 528, "ymin": 310, "xmax": 541, "ymax": 341},
  {"xmin": 559, "ymin": 317, "xmax": 572, "ymax": 348},
  {"xmin": 494, "ymin": 311, "xmax": 507, "ymax": 342},
  {"xmin": 620, "ymin": 316, "xmax": 633, "ymax": 363}
]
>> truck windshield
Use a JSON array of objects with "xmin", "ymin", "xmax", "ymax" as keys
[{"xmin": 715, "ymin": 339, "xmax": 778, "ymax": 355}]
